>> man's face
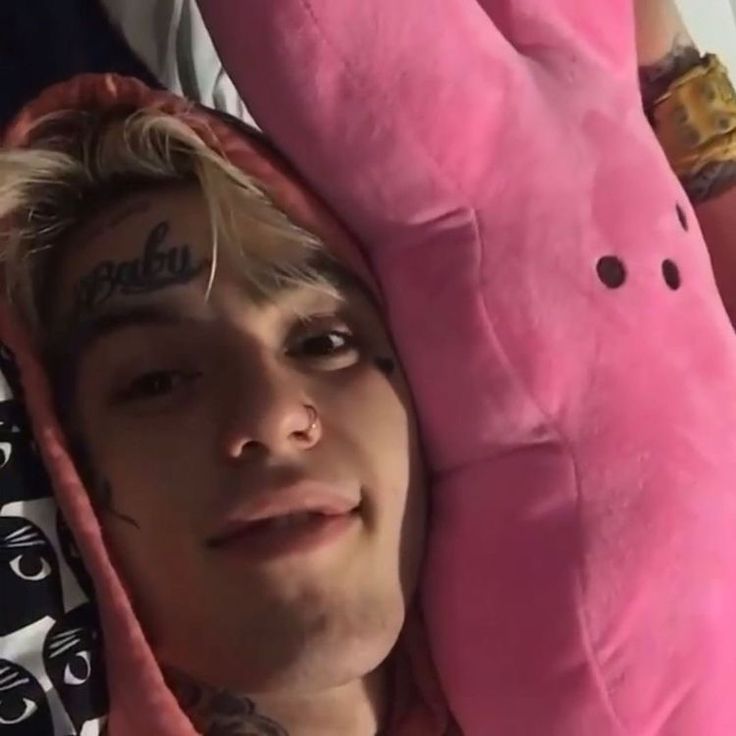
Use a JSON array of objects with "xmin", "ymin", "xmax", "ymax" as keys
[{"xmin": 53, "ymin": 184, "xmax": 426, "ymax": 695}]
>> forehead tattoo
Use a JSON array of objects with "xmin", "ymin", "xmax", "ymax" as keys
[{"xmin": 71, "ymin": 220, "xmax": 210, "ymax": 318}]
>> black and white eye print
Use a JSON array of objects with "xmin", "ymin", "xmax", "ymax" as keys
[
  {"xmin": 0, "ymin": 659, "xmax": 53, "ymax": 735},
  {"xmin": 43, "ymin": 605, "xmax": 108, "ymax": 734},
  {"xmin": 0, "ymin": 343, "xmax": 109, "ymax": 734},
  {"xmin": 0, "ymin": 517, "xmax": 62, "ymax": 636},
  {"xmin": 0, "ymin": 346, "xmax": 22, "ymax": 402},
  {"xmin": 0, "ymin": 400, "xmax": 53, "ymax": 505}
]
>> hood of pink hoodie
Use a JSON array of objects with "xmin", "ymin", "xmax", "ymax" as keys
[{"xmin": 0, "ymin": 73, "xmax": 449, "ymax": 736}]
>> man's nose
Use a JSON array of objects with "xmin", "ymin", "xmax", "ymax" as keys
[{"xmin": 218, "ymin": 353, "xmax": 322, "ymax": 461}]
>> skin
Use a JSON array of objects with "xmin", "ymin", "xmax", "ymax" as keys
[
  {"xmin": 636, "ymin": 0, "xmax": 736, "ymax": 325},
  {"xmin": 635, "ymin": 0, "xmax": 698, "ymax": 73},
  {"xmin": 51, "ymin": 183, "xmax": 427, "ymax": 736}
]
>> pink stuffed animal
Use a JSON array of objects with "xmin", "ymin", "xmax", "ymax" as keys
[{"xmin": 197, "ymin": 1, "xmax": 736, "ymax": 733}]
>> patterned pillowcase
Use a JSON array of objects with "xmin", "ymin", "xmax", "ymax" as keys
[{"xmin": 0, "ymin": 343, "xmax": 108, "ymax": 735}]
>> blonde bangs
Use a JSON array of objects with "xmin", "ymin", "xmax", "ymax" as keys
[{"xmin": 0, "ymin": 108, "xmax": 339, "ymax": 337}]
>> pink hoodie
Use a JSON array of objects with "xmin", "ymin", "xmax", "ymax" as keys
[{"xmin": 0, "ymin": 74, "xmax": 450, "ymax": 735}]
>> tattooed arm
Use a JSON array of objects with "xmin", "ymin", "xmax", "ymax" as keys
[
  {"xmin": 635, "ymin": 0, "xmax": 736, "ymax": 201},
  {"xmin": 635, "ymin": 0, "xmax": 699, "ymax": 105},
  {"xmin": 636, "ymin": 0, "xmax": 736, "ymax": 324},
  {"xmin": 163, "ymin": 667, "xmax": 289, "ymax": 736}
]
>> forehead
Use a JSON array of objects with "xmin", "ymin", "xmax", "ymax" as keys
[
  {"xmin": 51, "ymin": 184, "xmax": 368, "ymax": 342},
  {"xmin": 57, "ymin": 184, "xmax": 211, "ymax": 309}
]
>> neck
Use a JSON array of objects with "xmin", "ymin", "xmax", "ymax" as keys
[{"xmin": 164, "ymin": 663, "xmax": 390, "ymax": 736}]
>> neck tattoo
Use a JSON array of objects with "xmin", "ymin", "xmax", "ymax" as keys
[
  {"xmin": 72, "ymin": 220, "xmax": 210, "ymax": 316},
  {"xmin": 163, "ymin": 667, "xmax": 289, "ymax": 736}
]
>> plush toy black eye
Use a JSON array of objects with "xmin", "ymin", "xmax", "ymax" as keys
[
  {"xmin": 676, "ymin": 204, "xmax": 689, "ymax": 231},
  {"xmin": 596, "ymin": 256, "xmax": 626, "ymax": 289},
  {"xmin": 662, "ymin": 259, "xmax": 682, "ymax": 290}
]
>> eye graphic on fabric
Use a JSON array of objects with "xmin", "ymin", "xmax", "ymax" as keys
[
  {"xmin": 64, "ymin": 651, "xmax": 92, "ymax": 686},
  {"xmin": 0, "ymin": 698, "xmax": 36, "ymax": 725},
  {"xmin": 43, "ymin": 604, "xmax": 109, "ymax": 733},
  {"xmin": 8, "ymin": 553, "xmax": 51, "ymax": 581},
  {"xmin": 0, "ymin": 660, "xmax": 53, "ymax": 735},
  {"xmin": 0, "ymin": 441, "xmax": 12, "ymax": 469},
  {"xmin": 0, "ymin": 517, "xmax": 62, "ymax": 636},
  {"xmin": 0, "ymin": 344, "xmax": 21, "ymax": 393},
  {"xmin": 0, "ymin": 400, "xmax": 53, "ymax": 504}
]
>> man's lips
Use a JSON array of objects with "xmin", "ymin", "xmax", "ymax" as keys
[{"xmin": 205, "ymin": 481, "xmax": 360, "ymax": 549}]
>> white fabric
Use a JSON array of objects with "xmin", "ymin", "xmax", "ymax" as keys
[
  {"xmin": 98, "ymin": 0, "xmax": 259, "ymax": 127},
  {"xmin": 676, "ymin": 0, "xmax": 736, "ymax": 75}
]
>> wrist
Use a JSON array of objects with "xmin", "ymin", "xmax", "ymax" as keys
[
  {"xmin": 635, "ymin": 0, "xmax": 696, "ymax": 65},
  {"xmin": 639, "ymin": 34, "xmax": 702, "ymax": 110},
  {"xmin": 682, "ymin": 160, "xmax": 736, "ymax": 203},
  {"xmin": 647, "ymin": 54, "xmax": 736, "ymax": 202}
]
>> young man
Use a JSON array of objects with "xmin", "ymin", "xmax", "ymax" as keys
[{"xmin": 0, "ymin": 89, "xmax": 442, "ymax": 735}]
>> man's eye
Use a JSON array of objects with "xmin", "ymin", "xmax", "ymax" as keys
[
  {"xmin": 112, "ymin": 370, "xmax": 201, "ymax": 403},
  {"xmin": 293, "ymin": 330, "xmax": 356, "ymax": 358}
]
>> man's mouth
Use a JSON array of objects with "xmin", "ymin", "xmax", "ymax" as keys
[
  {"xmin": 206, "ymin": 508, "xmax": 360, "ymax": 561},
  {"xmin": 205, "ymin": 481, "xmax": 361, "ymax": 561},
  {"xmin": 239, "ymin": 511, "xmax": 327, "ymax": 533}
]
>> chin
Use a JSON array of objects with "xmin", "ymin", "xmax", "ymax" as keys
[
  {"xmin": 283, "ymin": 625, "xmax": 403, "ymax": 695},
  {"xmin": 190, "ymin": 597, "xmax": 406, "ymax": 696}
]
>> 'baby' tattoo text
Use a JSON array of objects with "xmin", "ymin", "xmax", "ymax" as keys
[{"xmin": 72, "ymin": 221, "xmax": 210, "ymax": 315}]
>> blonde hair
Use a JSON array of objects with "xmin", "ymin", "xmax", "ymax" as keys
[{"xmin": 0, "ymin": 108, "xmax": 339, "ymax": 339}]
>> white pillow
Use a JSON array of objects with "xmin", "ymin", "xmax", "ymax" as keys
[{"xmin": 98, "ymin": 0, "xmax": 259, "ymax": 127}]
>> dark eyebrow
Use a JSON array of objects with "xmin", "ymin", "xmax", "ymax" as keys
[
  {"xmin": 46, "ymin": 304, "xmax": 196, "ymax": 422},
  {"xmin": 51, "ymin": 304, "xmax": 195, "ymax": 367},
  {"xmin": 47, "ymin": 304, "xmax": 194, "ymax": 380}
]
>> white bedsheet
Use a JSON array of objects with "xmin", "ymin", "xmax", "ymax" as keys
[{"xmin": 98, "ymin": 0, "xmax": 259, "ymax": 128}]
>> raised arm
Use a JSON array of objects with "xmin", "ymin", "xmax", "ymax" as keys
[
  {"xmin": 636, "ymin": 0, "xmax": 736, "ymax": 323},
  {"xmin": 196, "ymin": 3, "xmax": 736, "ymax": 734}
]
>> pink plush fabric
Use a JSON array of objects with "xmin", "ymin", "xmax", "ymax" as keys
[
  {"xmin": 1, "ymin": 74, "xmax": 449, "ymax": 736},
  {"xmin": 195, "ymin": 1, "xmax": 736, "ymax": 733}
]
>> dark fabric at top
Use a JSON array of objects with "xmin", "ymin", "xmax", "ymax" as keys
[{"xmin": 0, "ymin": 0, "xmax": 157, "ymax": 129}]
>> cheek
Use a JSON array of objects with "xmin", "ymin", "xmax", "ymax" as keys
[
  {"xmin": 320, "ymin": 365, "xmax": 427, "ymax": 577},
  {"xmin": 325, "ymin": 366, "xmax": 414, "ymax": 487},
  {"xmin": 86, "ymin": 417, "xmax": 213, "ymax": 635},
  {"xmin": 368, "ymin": 368, "xmax": 427, "ymax": 594},
  {"xmin": 77, "ymin": 399, "xmax": 219, "ymax": 535}
]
